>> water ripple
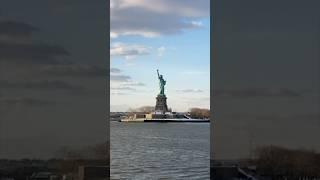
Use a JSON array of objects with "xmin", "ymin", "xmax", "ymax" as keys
[{"xmin": 111, "ymin": 122, "xmax": 210, "ymax": 179}]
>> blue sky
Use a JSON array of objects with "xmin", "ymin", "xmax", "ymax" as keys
[{"xmin": 110, "ymin": 0, "xmax": 210, "ymax": 112}]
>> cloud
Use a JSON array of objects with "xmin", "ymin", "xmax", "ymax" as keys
[
  {"xmin": 110, "ymin": 81, "xmax": 146, "ymax": 96},
  {"xmin": 0, "ymin": 97, "xmax": 53, "ymax": 106},
  {"xmin": 0, "ymin": 18, "xmax": 70, "ymax": 65},
  {"xmin": 110, "ymin": 32, "xmax": 118, "ymax": 39},
  {"xmin": 110, "ymin": 68, "xmax": 121, "ymax": 73},
  {"xmin": 176, "ymin": 89, "xmax": 204, "ymax": 93},
  {"xmin": 110, "ymin": 0, "xmax": 209, "ymax": 38},
  {"xmin": 214, "ymin": 88, "xmax": 303, "ymax": 98},
  {"xmin": 0, "ymin": 21, "xmax": 39, "ymax": 38},
  {"xmin": 111, "ymin": 92, "xmax": 130, "ymax": 96},
  {"xmin": 0, "ymin": 80, "xmax": 83, "ymax": 90},
  {"xmin": 157, "ymin": 46, "xmax": 166, "ymax": 57},
  {"xmin": 110, "ymin": 67, "xmax": 145, "ymax": 96},
  {"xmin": 39, "ymin": 64, "xmax": 107, "ymax": 77},
  {"xmin": 0, "ymin": 41, "xmax": 70, "ymax": 64},
  {"xmin": 110, "ymin": 82, "xmax": 145, "ymax": 92},
  {"xmin": 110, "ymin": 67, "xmax": 131, "ymax": 82},
  {"xmin": 110, "ymin": 43, "xmax": 150, "ymax": 59},
  {"xmin": 111, "ymin": 87, "xmax": 136, "ymax": 91},
  {"xmin": 125, "ymin": 82, "xmax": 145, "ymax": 86},
  {"xmin": 110, "ymin": 74, "xmax": 131, "ymax": 82},
  {"xmin": 191, "ymin": 21, "xmax": 203, "ymax": 27}
]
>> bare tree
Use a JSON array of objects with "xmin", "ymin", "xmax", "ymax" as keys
[{"xmin": 189, "ymin": 108, "xmax": 210, "ymax": 119}]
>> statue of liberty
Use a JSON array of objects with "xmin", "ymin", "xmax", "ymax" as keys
[{"xmin": 157, "ymin": 69, "xmax": 166, "ymax": 95}]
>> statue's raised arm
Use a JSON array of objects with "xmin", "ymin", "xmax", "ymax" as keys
[{"xmin": 156, "ymin": 69, "xmax": 166, "ymax": 95}]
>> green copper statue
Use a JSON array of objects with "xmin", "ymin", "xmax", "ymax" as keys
[{"xmin": 157, "ymin": 69, "xmax": 166, "ymax": 95}]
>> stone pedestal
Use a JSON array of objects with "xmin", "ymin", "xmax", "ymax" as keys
[{"xmin": 155, "ymin": 94, "xmax": 168, "ymax": 113}]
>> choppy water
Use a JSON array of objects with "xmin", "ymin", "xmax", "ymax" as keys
[{"xmin": 110, "ymin": 122, "xmax": 210, "ymax": 180}]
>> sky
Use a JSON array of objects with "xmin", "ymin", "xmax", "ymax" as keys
[{"xmin": 110, "ymin": 0, "xmax": 210, "ymax": 112}]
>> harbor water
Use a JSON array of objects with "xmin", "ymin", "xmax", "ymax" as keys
[{"xmin": 110, "ymin": 121, "xmax": 210, "ymax": 179}]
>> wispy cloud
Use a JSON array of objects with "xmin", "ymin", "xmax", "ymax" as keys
[
  {"xmin": 110, "ymin": 42, "xmax": 150, "ymax": 60},
  {"xmin": 157, "ymin": 46, "xmax": 166, "ymax": 57},
  {"xmin": 191, "ymin": 21, "xmax": 203, "ymax": 27},
  {"xmin": 110, "ymin": 66, "xmax": 131, "ymax": 82},
  {"xmin": 0, "ymin": 80, "xmax": 83, "ymax": 90},
  {"xmin": 176, "ymin": 89, "xmax": 204, "ymax": 93},
  {"xmin": 110, "ymin": 67, "xmax": 145, "ymax": 95},
  {"xmin": 125, "ymin": 82, "xmax": 145, "ymax": 86},
  {"xmin": 110, "ymin": 67, "xmax": 121, "ymax": 73},
  {"xmin": 38, "ymin": 64, "xmax": 107, "ymax": 77},
  {"xmin": 111, "ymin": 92, "xmax": 130, "ymax": 96},
  {"xmin": 111, "ymin": 87, "xmax": 136, "ymax": 91},
  {"xmin": 110, "ymin": 74, "xmax": 131, "ymax": 82}
]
